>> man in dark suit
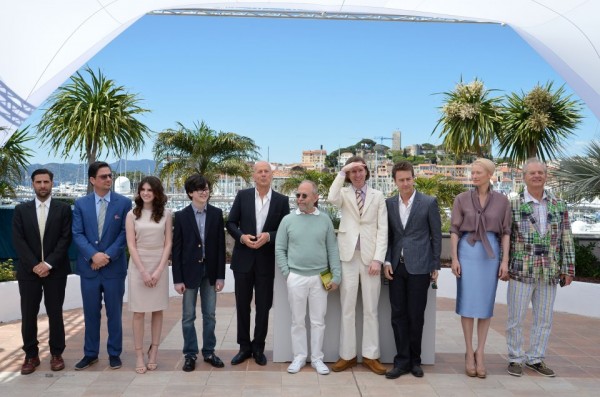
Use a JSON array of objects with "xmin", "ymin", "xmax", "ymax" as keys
[
  {"xmin": 72, "ymin": 161, "xmax": 132, "ymax": 370},
  {"xmin": 172, "ymin": 174, "xmax": 226, "ymax": 372},
  {"xmin": 12, "ymin": 168, "xmax": 72, "ymax": 375},
  {"xmin": 384, "ymin": 161, "xmax": 441, "ymax": 379},
  {"xmin": 226, "ymin": 161, "xmax": 290, "ymax": 365}
]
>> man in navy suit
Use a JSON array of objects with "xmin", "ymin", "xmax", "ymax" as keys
[
  {"xmin": 12, "ymin": 168, "xmax": 72, "ymax": 375},
  {"xmin": 72, "ymin": 161, "xmax": 132, "ymax": 370},
  {"xmin": 226, "ymin": 161, "xmax": 290, "ymax": 365},
  {"xmin": 384, "ymin": 161, "xmax": 441, "ymax": 379},
  {"xmin": 172, "ymin": 174, "xmax": 226, "ymax": 372}
]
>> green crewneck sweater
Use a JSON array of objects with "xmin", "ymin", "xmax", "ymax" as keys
[{"xmin": 275, "ymin": 209, "xmax": 341, "ymax": 285}]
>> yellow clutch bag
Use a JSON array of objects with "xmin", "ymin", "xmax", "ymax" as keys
[{"xmin": 320, "ymin": 269, "xmax": 333, "ymax": 290}]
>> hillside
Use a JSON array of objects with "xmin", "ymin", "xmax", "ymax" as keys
[{"xmin": 22, "ymin": 159, "xmax": 157, "ymax": 184}]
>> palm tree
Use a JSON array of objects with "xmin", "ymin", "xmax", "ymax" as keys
[
  {"xmin": 153, "ymin": 121, "xmax": 260, "ymax": 188},
  {"xmin": 415, "ymin": 175, "xmax": 465, "ymax": 210},
  {"xmin": 0, "ymin": 126, "xmax": 33, "ymax": 197},
  {"xmin": 497, "ymin": 81, "xmax": 583, "ymax": 164},
  {"xmin": 279, "ymin": 168, "xmax": 335, "ymax": 198},
  {"xmin": 415, "ymin": 174, "xmax": 465, "ymax": 232},
  {"xmin": 37, "ymin": 67, "xmax": 150, "ymax": 191},
  {"xmin": 433, "ymin": 78, "xmax": 503, "ymax": 159},
  {"xmin": 550, "ymin": 141, "xmax": 600, "ymax": 201}
]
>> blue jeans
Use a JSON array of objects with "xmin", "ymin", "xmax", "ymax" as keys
[{"xmin": 181, "ymin": 276, "xmax": 217, "ymax": 359}]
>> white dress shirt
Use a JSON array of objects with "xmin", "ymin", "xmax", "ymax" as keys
[
  {"xmin": 255, "ymin": 188, "xmax": 272, "ymax": 235},
  {"xmin": 34, "ymin": 196, "xmax": 52, "ymax": 269}
]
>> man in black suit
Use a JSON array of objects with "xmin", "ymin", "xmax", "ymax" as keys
[
  {"xmin": 12, "ymin": 168, "xmax": 72, "ymax": 375},
  {"xmin": 384, "ymin": 161, "xmax": 441, "ymax": 379},
  {"xmin": 226, "ymin": 161, "xmax": 290, "ymax": 365},
  {"xmin": 172, "ymin": 174, "xmax": 226, "ymax": 372}
]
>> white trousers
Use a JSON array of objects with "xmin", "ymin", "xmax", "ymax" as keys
[
  {"xmin": 286, "ymin": 272, "xmax": 328, "ymax": 362},
  {"xmin": 339, "ymin": 250, "xmax": 381, "ymax": 360}
]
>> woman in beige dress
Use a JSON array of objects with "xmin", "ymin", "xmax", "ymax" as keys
[{"xmin": 126, "ymin": 176, "xmax": 172, "ymax": 374}]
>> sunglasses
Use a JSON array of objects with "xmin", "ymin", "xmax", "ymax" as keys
[
  {"xmin": 295, "ymin": 193, "xmax": 308, "ymax": 199},
  {"xmin": 96, "ymin": 173, "xmax": 113, "ymax": 180}
]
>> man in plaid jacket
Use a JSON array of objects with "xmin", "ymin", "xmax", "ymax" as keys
[{"xmin": 506, "ymin": 158, "xmax": 575, "ymax": 378}]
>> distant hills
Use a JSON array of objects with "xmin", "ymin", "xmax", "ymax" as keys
[{"xmin": 22, "ymin": 159, "xmax": 157, "ymax": 184}]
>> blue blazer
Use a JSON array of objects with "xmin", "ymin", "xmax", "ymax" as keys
[{"xmin": 72, "ymin": 191, "xmax": 132, "ymax": 279}]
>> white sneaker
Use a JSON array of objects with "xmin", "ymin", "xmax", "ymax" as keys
[
  {"xmin": 287, "ymin": 358, "xmax": 306, "ymax": 374},
  {"xmin": 311, "ymin": 359, "xmax": 330, "ymax": 375}
]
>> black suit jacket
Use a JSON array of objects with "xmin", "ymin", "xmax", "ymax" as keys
[
  {"xmin": 12, "ymin": 198, "xmax": 72, "ymax": 280},
  {"xmin": 385, "ymin": 191, "xmax": 442, "ymax": 275},
  {"xmin": 172, "ymin": 203, "xmax": 225, "ymax": 288},
  {"xmin": 226, "ymin": 188, "xmax": 290, "ymax": 277}
]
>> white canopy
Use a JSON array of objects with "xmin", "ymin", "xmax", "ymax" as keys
[{"xmin": 1, "ymin": 1, "xmax": 599, "ymax": 145}]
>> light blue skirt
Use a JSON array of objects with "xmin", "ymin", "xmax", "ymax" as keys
[{"xmin": 456, "ymin": 232, "xmax": 500, "ymax": 319}]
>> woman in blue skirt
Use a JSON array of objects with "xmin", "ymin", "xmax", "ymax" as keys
[{"xmin": 450, "ymin": 158, "xmax": 511, "ymax": 378}]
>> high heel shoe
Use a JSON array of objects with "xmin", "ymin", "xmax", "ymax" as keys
[
  {"xmin": 465, "ymin": 353, "xmax": 476, "ymax": 377},
  {"xmin": 147, "ymin": 344, "xmax": 159, "ymax": 371},
  {"xmin": 135, "ymin": 347, "xmax": 147, "ymax": 374},
  {"xmin": 475, "ymin": 352, "xmax": 487, "ymax": 379}
]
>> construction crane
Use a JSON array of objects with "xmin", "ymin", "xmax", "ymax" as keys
[{"xmin": 374, "ymin": 136, "xmax": 393, "ymax": 146}]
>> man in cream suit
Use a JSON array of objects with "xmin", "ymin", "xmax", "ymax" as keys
[{"xmin": 327, "ymin": 156, "xmax": 388, "ymax": 375}]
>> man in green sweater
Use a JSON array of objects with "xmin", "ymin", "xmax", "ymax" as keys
[{"xmin": 275, "ymin": 180, "xmax": 341, "ymax": 375}]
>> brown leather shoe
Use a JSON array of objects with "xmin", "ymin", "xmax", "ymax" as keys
[
  {"xmin": 21, "ymin": 357, "xmax": 40, "ymax": 375},
  {"xmin": 50, "ymin": 355, "xmax": 65, "ymax": 371},
  {"xmin": 331, "ymin": 356, "xmax": 357, "ymax": 372},
  {"xmin": 362, "ymin": 357, "xmax": 386, "ymax": 375}
]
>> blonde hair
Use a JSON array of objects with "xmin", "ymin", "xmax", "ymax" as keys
[{"xmin": 472, "ymin": 158, "xmax": 495, "ymax": 175}]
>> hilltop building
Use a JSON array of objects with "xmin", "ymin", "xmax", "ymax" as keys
[
  {"xmin": 301, "ymin": 149, "xmax": 327, "ymax": 170},
  {"xmin": 392, "ymin": 130, "xmax": 401, "ymax": 151}
]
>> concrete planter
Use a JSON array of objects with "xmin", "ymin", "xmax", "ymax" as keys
[{"xmin": 2, "ymin": 264, "xmax": 598, "ymax": 322}]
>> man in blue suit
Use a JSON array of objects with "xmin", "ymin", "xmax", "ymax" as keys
[{"xmin": 72, "ymin": 161, "xmax": 132, "ymax": 370}]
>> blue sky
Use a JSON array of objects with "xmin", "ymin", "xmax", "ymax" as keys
[{"xmin": 25, "ymin": 15, "xmax": 600, "ymax": 164}]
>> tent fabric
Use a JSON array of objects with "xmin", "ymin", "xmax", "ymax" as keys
[{"xmin": 1, "ymin": 1, "xmax": 599, "ymax": 145}]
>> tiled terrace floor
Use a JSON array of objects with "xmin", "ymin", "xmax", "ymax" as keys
[{"xmin": 1, "ymin": 294, "xmax": 599, "ymax": 396}]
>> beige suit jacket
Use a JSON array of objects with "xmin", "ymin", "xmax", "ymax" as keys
[{"xmin": 327, "ymin": 172, "xmax": 388, "ymax": 265}]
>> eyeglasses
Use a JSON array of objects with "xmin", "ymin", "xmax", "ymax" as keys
[
  {"xmin": 196, "ymin": 188, "xmax": 210, "ymax": 194},
  {"xmin": 96, "ymin": 173, "xmax": 113, "ymax": 180},
  {"xmin": 295, "ymin": 193, "xmax": 308, "ymax": 199}
]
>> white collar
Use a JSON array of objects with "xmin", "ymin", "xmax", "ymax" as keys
[
  {"xmin": 35, "ymin": 196, "xmax": 51, "ymax": 207},
  {"xmin": 295, "ymin": 208, "xmax": 320, "ymax": 216}
]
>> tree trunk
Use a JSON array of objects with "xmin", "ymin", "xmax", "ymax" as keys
[{"xmin": 86, "ymin": 149, "xmax": 96, "ymax": 194}]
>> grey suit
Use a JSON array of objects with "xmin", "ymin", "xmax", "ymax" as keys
[
  {"xmin": 386, "ymin": 191, "xmax": 441, "ymax": 274},
  {"xmin": 385, "ymin": 191, "xmax": 441, "ymax": 370}
]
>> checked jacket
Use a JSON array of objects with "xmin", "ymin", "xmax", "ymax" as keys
[{"xmin": 509, "ymin": 190, "xmax": 575, "ymax": 285}]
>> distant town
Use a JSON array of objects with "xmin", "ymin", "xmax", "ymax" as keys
[{"xmin": 16, "ymin": 131, "xmax": 525, "ymax": 199}]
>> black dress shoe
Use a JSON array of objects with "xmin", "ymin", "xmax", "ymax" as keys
[
  {"xmin": 182, "ymin": 357, "xmax": 196, "ymax": 372},
  {"xmin": 385, "ymin": 366, "xmax": 410, "ymax": 379},
  {"xmin": 411, "ymin": 365, "xmax": 424, "ymax": 377},
  {"xmin": 253, "ymin": 351, "xmax": 267, "ymax": 366},
  {"xmin": 204, "ymin": 354, "xmax": 224, "ymax": 368},
  {"xmin": 231, "ymin": 350, "xmax": 252, "ymax": 365}
]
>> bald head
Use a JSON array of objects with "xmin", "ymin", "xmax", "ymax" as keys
[{"xmin": 253, "ymin": 161, "xmax": 273, "ymax": 192}]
